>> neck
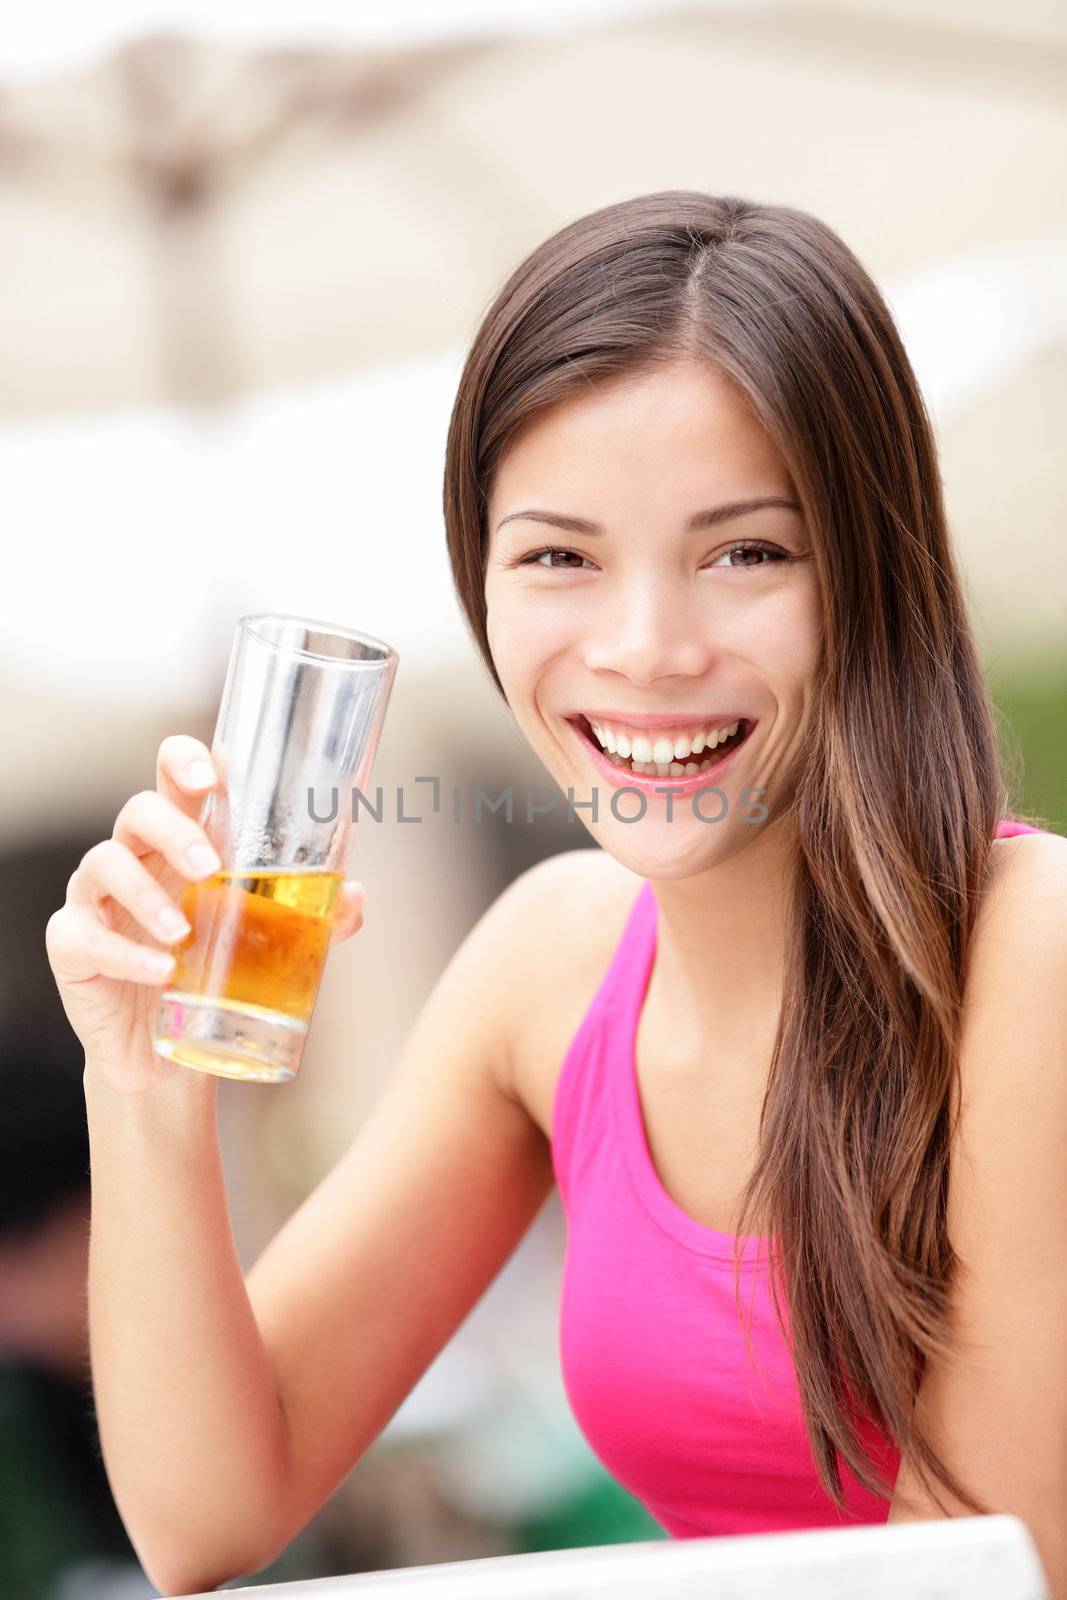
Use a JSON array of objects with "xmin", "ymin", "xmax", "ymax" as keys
[{"xmin": 649, "ymin": 811, "xmax": 798, "ymax": 1044}]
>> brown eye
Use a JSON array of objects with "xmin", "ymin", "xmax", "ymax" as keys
[
  {"xmin": 521, "ymin": 546, "xmax": 592, "ymax": 570},
  {"xmin": 708, "ymin": 542, "xmax": 788, "ymax": 570}
]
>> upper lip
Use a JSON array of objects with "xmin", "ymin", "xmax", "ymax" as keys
[{"xmin": 569, "ymin": 710, "xmax": 751, "ymax": 733}]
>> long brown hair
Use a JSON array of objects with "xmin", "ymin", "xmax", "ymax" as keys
[{"xmin": 443, "ymin": 191, "xmax": 1029, "ymax": 1508}]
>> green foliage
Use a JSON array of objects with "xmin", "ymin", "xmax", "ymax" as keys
[
  {"xmin": 513, "ymin": 1469, "xmax": 668, "ymax": 1553},
  {"xmin": 988, "ymin": 657, "xmax": 1067, "ymax": 836}
]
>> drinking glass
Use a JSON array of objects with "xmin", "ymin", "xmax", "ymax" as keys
[{"xmin": 151, "ymin": 613, "xmax": 398, "ymax": 1083}]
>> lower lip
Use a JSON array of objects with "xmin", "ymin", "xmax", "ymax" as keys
[{"xmin": 567, "ymin": 719, "xmax": 754, "ymax": 798}]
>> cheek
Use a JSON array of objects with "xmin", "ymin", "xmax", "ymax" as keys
[
  {"xmin": 732, "ymin": 580, "xmax": 821, "ymax": 696},
  {"xmin": 485, "ymin": 585, "xmax": 572, "ymax": 692}
]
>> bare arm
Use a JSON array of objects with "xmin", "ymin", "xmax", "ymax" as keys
[
  {"xmin": 888, "ymin": 833, "xmax": 1067, "ymax": 1598},
  {"xmin": 48, "ymin": 735, "xmax": 365, "ymax": 1595},
  {"xmin": 82, "ymin": 856, "xmax": 556, "ymax": 1596},
  {"xmin": 245, "ymin": 856, "xmax": 559, "ymax": 1575},
  {"xmin": 82, "ymin": 1064, "xmax": 295, "ymax": 1595},
  {"xmin": 48, "ymin": 734, "xmax": 561, "ymax": 1595}
]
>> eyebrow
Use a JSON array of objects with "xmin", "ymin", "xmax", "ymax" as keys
[{"xmin": 493, "ymin": 496, "xmax": 802, "ymax": 537}]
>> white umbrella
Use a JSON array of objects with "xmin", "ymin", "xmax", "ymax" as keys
[{"xmin": 1, "ymin": 3, "xmax": 1065, "ymax": 416}]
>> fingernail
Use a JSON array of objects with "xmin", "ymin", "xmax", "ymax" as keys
[
  {"xmin": 156, "ymin": 905, "xmax": 191, "ymax": 939},
  {"xmin": 184, "ymin": 761, "xmax": 215, "ymax": 789},
  {"xmin": 145, "ymin": 952, "xmax": 175, "ymax": 976},
  {"xmin": 185, "ymin": 842, "xmax": 221, "ymax": 877}
]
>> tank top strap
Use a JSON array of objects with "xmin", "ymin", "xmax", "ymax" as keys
[
  {"xmin": 603, "ymin": 877, "xmax": 658, "ymax": 1009},
  {"xmin": 550, "ymin": 878, "xmax": 657, "ymax": 1209},
  {"xmin": 994, "ymin": 816, "xmax": 1045, "ymax": 838}
]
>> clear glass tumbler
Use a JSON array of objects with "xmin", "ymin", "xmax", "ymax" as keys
[{"xmin": 151, "ymin": 613, "xmax": 398, "ymax": 1083}]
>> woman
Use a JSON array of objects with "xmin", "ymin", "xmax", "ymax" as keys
[{"xmin": 46, "ymin": 192, "xmax": 1067, "ymax": 1597}]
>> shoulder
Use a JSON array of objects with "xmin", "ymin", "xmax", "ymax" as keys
[
  {"xmin": 490, "ymin": 845, "xmax": 646, "ymax": 978},
  {"xmin": 962, "ymin": 828, "xmax": 1067, "ymax": 1056},
  {"xmin": 497, "ymin": 845, "xmax": 644, "ymax": 921},
  {"xmin": 480, "ymin": 847, "xmax": 645, "ymax": 1102},
  {"xmin": 972, "ymin": 829, "xmax": 1067, "ymax": 965},
  {"xmin": 953, "ymin": 829, "xmax": 1067, "ymax": 1200}
]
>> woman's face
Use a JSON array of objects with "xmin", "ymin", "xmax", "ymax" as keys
[{"xmin": 483, "ymin": 354, "xmax": 821, "ymax": 879}]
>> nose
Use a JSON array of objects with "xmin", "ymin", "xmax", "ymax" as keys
[{"xmin": 581, "ymin": 578, "xmax": 715, "ymax": 686}]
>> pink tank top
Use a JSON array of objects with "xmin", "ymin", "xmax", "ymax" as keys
[{"xmin": 550, "ymin": 816, "xmax": 1046, "ymax": 1537}]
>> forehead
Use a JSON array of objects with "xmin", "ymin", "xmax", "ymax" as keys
[{"xmin": 487, "ymin": 357, "xmax": 794, "ymax": 521}]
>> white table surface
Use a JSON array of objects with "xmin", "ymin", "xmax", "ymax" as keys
[{"xmin": 181, "ymin": 1515, "xmax": 1048, "ymax": 1599}]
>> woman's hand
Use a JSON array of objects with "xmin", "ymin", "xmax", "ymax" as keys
[{"xmin": 45, "ymin": 734, "xmax": 365, "ymax": 1097}]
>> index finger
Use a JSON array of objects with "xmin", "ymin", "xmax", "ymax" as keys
[{"xmin": 155, "ymin": 734, "xmax": 220, "ymax": 821}]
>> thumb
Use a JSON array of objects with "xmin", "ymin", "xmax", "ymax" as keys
[{"xmin": 330, "ymin": 880, "xmax": 365, "ymax": 943}]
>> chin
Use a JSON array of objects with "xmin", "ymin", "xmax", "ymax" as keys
[{"xmin": 590, "ymin": 814, "xmax": 760, "ymax": 881}]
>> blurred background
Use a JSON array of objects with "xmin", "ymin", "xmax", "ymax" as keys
[{"xmin": 1, "ymin": 0, "xmax": 1064, "ymax": 1594}]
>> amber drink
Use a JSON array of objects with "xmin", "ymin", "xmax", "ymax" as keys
[{"xmin": 152, "ymin": 615, "xmax": 397, "ymax": 1082}]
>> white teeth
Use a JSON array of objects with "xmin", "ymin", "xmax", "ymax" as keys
[
  {"xmin": 585, "ymin": 717, "xmax": 746, "ymax": 768},
  {"xmin": 604, "ymin": 753, "xmax": 721, "ymax": 777},
  {"xmin": 585, "ymin": 723, "xmax": 742, "ymax": 758}
]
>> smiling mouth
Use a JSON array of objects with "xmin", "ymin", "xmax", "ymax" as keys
[{"xmin": 569, "ymin": 714, "xmax": 754, "ymax": 777}]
